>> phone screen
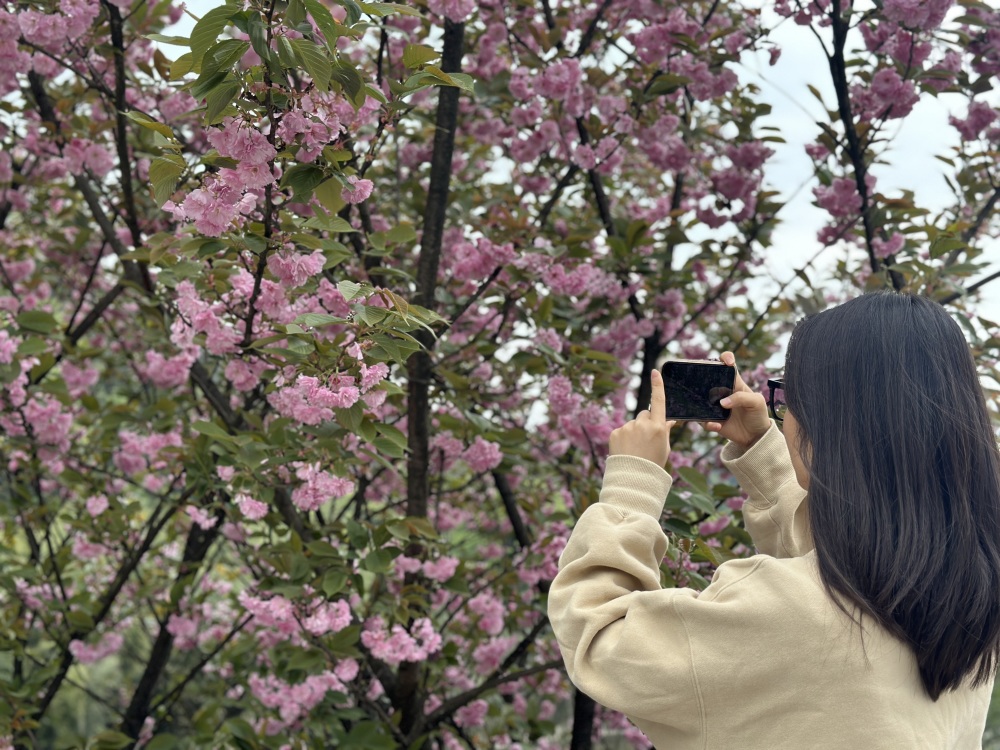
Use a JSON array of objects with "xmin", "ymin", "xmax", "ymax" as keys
[{"xmin": 661, "ymin": 361, "xmax": 736, "ymax": 421}]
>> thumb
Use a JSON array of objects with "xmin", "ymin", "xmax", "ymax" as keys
[{"xmin": 721, "ymin": 391, "xmax": 765, "ymax": 410}]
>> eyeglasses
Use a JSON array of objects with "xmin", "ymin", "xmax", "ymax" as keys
[{"xmin": 767, "ymin": 378, "xmax": 787, "ymax": 423}]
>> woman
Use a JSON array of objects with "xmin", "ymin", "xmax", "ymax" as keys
[{"xmin": 548, "ymin": 292, "xmax": 1000, "ymax": 748}]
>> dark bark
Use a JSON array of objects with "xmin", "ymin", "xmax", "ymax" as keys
[
  {"xmin": 570, "ymin": 688, "xmax": 597, "ymax": 750},
  {"xmin": 399, "ymin": 19, "xmax": 465, "ymax": 741},
  {"xmin": 827, "ymin": 0, "xmax": 904, "ymax": 290},
  {"xmin": 492, "ymin": 471, "xmax": 531, "ymax": 549},
  {"xmin": 120, "ymin": 514, "xmax": 223, "ymax": 743},
  {"xmin": 405, "ymin": 18, "xmax": 465, "ymax": 521}
]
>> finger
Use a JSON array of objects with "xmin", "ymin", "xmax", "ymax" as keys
[
  {"xmin": 720, "ymin": 391, "xmax": 766, "ymax": 410},
  {"xmin": 721, "ymin": 351, "xmax": 751, "ymax": 393},
  {"xmin": 649, "ymin": 368, "xmax": 666, "ymax": 422},
  {"xmin": 704, "ymin": 421, "xmax": 723, "ymax": 432}
]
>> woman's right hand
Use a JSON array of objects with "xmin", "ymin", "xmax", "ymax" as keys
[{"xmin": 703, "ymin": 351, "xmax": 772, "ymax": 449}]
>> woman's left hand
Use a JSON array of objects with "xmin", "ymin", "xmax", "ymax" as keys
[{"xmin": 609, "ymin": 369, "xmax": 676, "ymax": 466}]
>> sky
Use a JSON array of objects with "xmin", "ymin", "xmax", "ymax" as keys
[{"xmin": 167, "ymin": 1, "xmax": 1000, "ymax": 318}]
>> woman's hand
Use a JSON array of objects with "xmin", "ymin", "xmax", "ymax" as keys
[
  {"xmin": 609, "ymin": 369, "xmax": 676, "ymax": 466},
  {"xmin": 703, "ymin": 351, "xmax": 771, "ymax": 450}
]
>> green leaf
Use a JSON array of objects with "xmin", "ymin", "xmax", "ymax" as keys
[
  {"xmin": 676, "ymin": 467, "xmax": 709, "ymax": 494},
  {"xmin": 17, "ymin": 337, "xmax": 48, "ymax": 356},
  {"xmin": 17, "ymin": 310, "xmax": 58, "ymax": 334},
  {"xmin": 663, "ymin": 518, "xmax": 695, "ymax": 538},
  {"xmin": 190, "ymin": 3, "xmax": 237, "ymax": 68},
  {"xmin": 245, "ymin": 12, "xmax": 270, "ymax": 61},
  {"xmin": 337, "ymin": 0, "xmax": 363, "ymax": 25},
  {"xmin": 145, "ymin": 735, "xmax": 180, "ymax": 750},
  {"xmin": 363, "ymin": 548, "xmax": 393, "ymax": 573},
  {"xmin": 192, "ymin": 421, "xmax": 235, "ymax": 441},
  {"xmin": 224, "ymin": 718, "xmax": 258, "ymax": 745},
  {"xmin": 375, "ymin": 423, "xmax": 407, "ymax": 451},
  {"xmin": 124, "ymin": 110, "xmax": 176, "ymax": 139},
  {"xmin": 287, "ymin": 0, "xmax": 306, "ymax": 26},
  {"xmin": 204, "ymin": 80, "xmax": 241, "ymax": 124},
  {"xmin": 646, "ymin": 73, "xmax": 692, "ymax": 97},
  {"xmin": 385, "ymin": 223, "xmax": 417, "ymax": 245},
  {"xmin": 930, "ymin": 237, "xmax": 967, "ymax": 259},
  {"xmin": 293, "ymin": 313, "xmax": 348, "ymax": 327},
  {"xmin": 145, "ymin": 34, "xmax": 191, "ymax": 46},
  {"xmin": 402, "ymin": 44, "xmax": 440, "ymax": 69},
  {"xmin": 149, "ymin": 154, "xmax": 185, "ymax": 206},
  {"xmin": 338, "ymin": 280, "xmax": 366, "ymax": 301},
  {"xmin": 304, "ymin": 0, "xmax": 343, "ymax": 50},
  {"xmin": 304, "ymin": 213, "xmax": 357, "ymax": 233},
  {"xmin": 314, "ymin": 178, "xmax": 347, "ymax": 214},
  {"xmin": 281, "ymin": 163, "xmax": 327, "ymax": 201},
  {"xmin": 330, "ymin": 60, "xmax": 364, "ymax": 101},
  {"xmin": 92, "ymin": 731, "xmax": 135, "ymax": 750},
  {"xmin": 372, "ymin": 436, "xmax": 405, "ymax": 458},
  {"xmin": 336, "ymin": 403, "xmax": 364, "ymax": 432},
  {"xmin": 322, "ymin": 569, "xmax": 348, "ymax": 597},
  {"xmin": 170, "ymin": 52, "xmax": 195, "ymax": 80},
  {"xmin": 291, "ymin": 38, "xmax": 332, "ymax": 91},
  {"xmin": 199, "ymin": 39, "xmax": 250, "ymax": 79},
  {"xmin": 360, "ymin": 2, "xmax": 422, "ymax": 17}
]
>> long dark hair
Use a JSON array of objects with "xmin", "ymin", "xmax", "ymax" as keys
[{"xmin": 784, "ymin": 290, "xmax": 1000, "ymax": 700}]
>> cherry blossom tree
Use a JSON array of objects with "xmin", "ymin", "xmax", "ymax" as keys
[{"xmin": 0, "ymin": 0, "xmax": 997, "ymax": 748}]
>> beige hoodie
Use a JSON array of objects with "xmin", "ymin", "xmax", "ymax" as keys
[{"xmin": 548, "ymin": 424, "xmax": 993, "ymax": 749}]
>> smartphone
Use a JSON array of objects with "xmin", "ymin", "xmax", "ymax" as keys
[{"xmin": 661, "ymin": 359, "xmax": 736, "ymax": 421}]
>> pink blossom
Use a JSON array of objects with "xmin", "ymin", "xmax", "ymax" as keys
[
  {"xmin": 60, "ymin": 360, "xmax": 100, "ymax": 398},
  {"xmin": 472, "ymin": 636, "xmax": 517, "ymax": 675},
  {"xmin": 267, "ymin": 249, "xmax": 326, "ymax": 288},
  {"xmin": 454, "ymin": 699, "xmax": 489, "ymax": 728},
  {"xmin": 360, "ymin": 616, "xmax": 442, "ymax": 667},
  {"xmin": 291, "ymin": 462, "xmax": 355, "ymax": 512},
  {"xmin": 449, "ymin": 237, "xmax": 518, "ymax": 282},
  {"xmin": 186, "ymin": 505, "xmax": 219, "ymax": 530},
  {"xmin": 950, "ymin": 101, "xmax": 998, "ymax": 141},
  {"xmin": 0, "ymin": 330, "xmax": 20, "ymax": 364},
  {"xmin": 423, "ymin": 556, "xmax": 460, "ymax": 582},
  {"xmin": 468, "ymin": 591, "xmax": 505, "ymax": 636},
  {"xmin": 549, "ymin": 376, "xmax": 583, "ymax": 414},
  {"xmin": 22, "ymin": 396, "xmax": 72, "ymax": 450},
  {"xmin": 167, "ymin": 615, "xmax": 200, "ymax": 649},
  {"xmin": 536, "ymin": 58, "xmax": 582, "ymax": 102},
  {"xmin": 302, "ymin": 599, "xmax": 352, "ymax": 635},
  {"xmin": 206, "ymin": 118, "xmax": 276, "ymax": 165},
  {"xmin": 86, "ymin": 494, "xmax": 109, "ymax": 518},
  {"xmin": 698, "ymin": 517, "xmax": 730, "ymax": 536},
  {"xmin": 225, "ymin": 358, "xmax": 268, "ymax": 392},
  {"xmin": 813, "ymin": 177, "xmax": 862, "ymax": 217},
  {"xmin": 462, "ymin": 437, "xmax": 503, "ymax": 473},
  {"xmin": 882, "ymin": 0, "xmax": 953, "ymax": 30},
  {"xmin": 64, "ymin": 138, "xmax": 115, "ymax": 178},
  {"xmin": 427, "ymin": 0, "xmax": 476, "ymax": 22},
  {"xmin": 359, "ymin": 362, "xmax": 389, "ymax": 392},
  {"xmin": 395, "ymin": 555, "xmax": 423, "ymax": 575},
  {"xmin": 140, "ymin": 350, "xmax": 195, "ymax": 389},
  {"xmin": 68, "ymin": 632, "xmax": 123, "ymax": 664},
  {"xmin": 873, "ymin": 232, "xmax": 905, "ymax": 259},
  {"xmin": 852, "ymin": 68, "xmax": 919, "ymax": 121},
  {"xmin": 236, "ymin": 493, "xmax": 268, "ymax": 520},
  {"xmin": 165, "ymin": 185, "xmax": 241, "ymax": 237},
  {"xmin": 341, "ymin": 175, "xmax": 374, "ymax": 204}
]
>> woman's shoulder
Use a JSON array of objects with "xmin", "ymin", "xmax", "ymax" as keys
[{"xmin": 696, "ymin": 551, "xmax": 824, "ymax": 608}]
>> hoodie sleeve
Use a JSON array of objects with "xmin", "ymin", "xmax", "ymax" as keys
[
  {"xmin": 721, "ymin": 423, "xmax": 812, "ymax": 558},
  {"xmin": 548, "ymin": 454, "xmax": 781, "ymax": 740}
]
